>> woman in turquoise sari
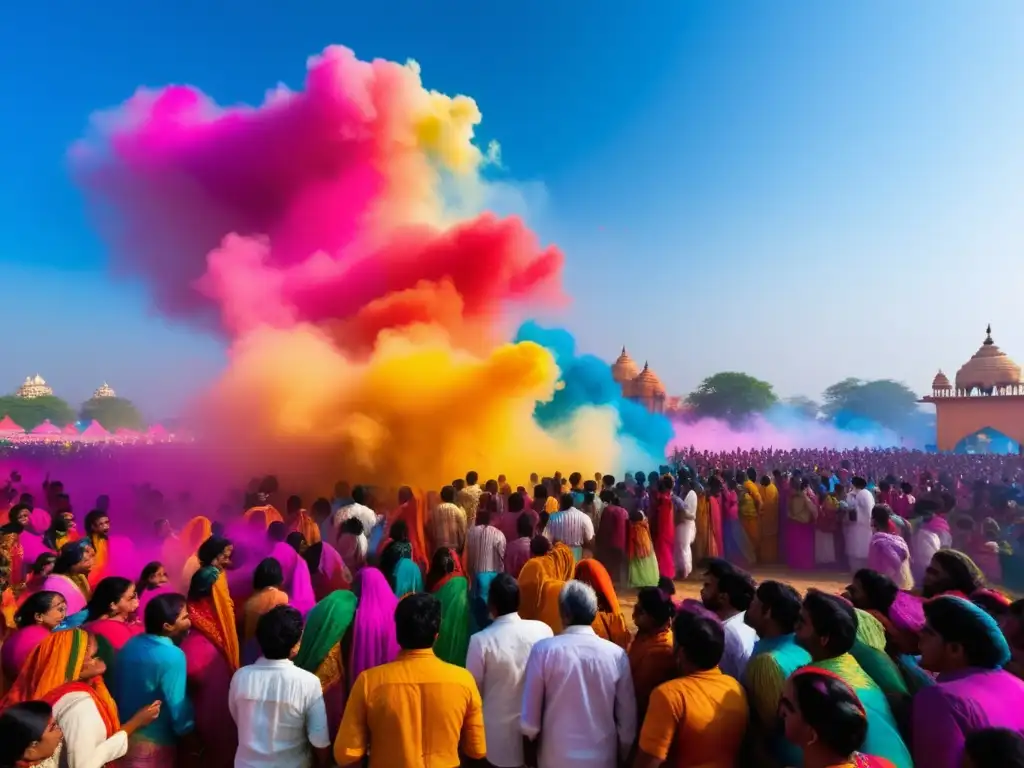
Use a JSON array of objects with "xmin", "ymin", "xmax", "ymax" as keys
[
  {"xmin": 379, "ymin": 522, "xmax": 424, "ymax": 597},
  {"xmin": 426, "ymin": 547, "xmax": 470, "ymax": 666},
  {"xmin": 470, "ymin": 572, "xmax": 498, "ymax": 633},
  {"xmin": 294, "ymin": 590, "xmax": 358, "ymax": 742}
]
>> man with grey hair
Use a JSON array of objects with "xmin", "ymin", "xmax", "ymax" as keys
[{"xmin": 520, "ymin": 580, "xmax": 636, "ymax": 768}]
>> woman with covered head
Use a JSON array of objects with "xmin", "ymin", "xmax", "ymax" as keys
[
  {"xmin": 517, "ymin": 540, "xmax": 576, "ymax": 632},
  {"xmin": 175, "ymin": 515, "xmax": 212, "ymax": 590},
  {"xmin": 240, "ymin": 558, "xmax": 289, "ymax": 662},
  {"xmin": 425, "ymin": 548, "xmax": 471, "ymax": 666},
  {"xmin": 779, "ymin": 669, "xmax": 898, "ymax": 768},
  {"xmin": 382, "ymin": 486, "xmax": 428, "ymax": 571},
  {"xmin": 912, "ymin": 594, "xmax": 1024, "ymax": 768},
  {"xmin": 574, "ymin": 559, "xmax": 630, "ymax": 648},
  {"xmin": 181, "ymin": 566, "xmax": 238, "ymax": 768},
  {"xmin": 922, "ymin": 548, "xmax": 987, "ymax": 598},
  {"xmin": 294, "ymin": 588, "xmax": 358, "ymax": 742},
  {"xmin": 1, "ymin": 629, "xmax": 161, "ymax": 768},
  {"xmin": 867, "ymin": 505, "xmax": 913, "ymax": 590},
  {"xmin": 269, "ymin": 535, "xmax": 316, "ymax": 616},
  {"xmin": 2, "ymin": 591, "xmax": 64, "ymax": 691},
  {"xmin": 347, "ymin": 567, "xmax": 400, "ymax": 686},
  {"xmin": 37, "ymin": 540, "xmax": 95, "ymax": 628}
]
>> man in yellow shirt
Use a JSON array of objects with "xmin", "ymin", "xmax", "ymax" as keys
[{"xmin": 334, "ymin": 593, "xmax": 488, "ymax": 767}]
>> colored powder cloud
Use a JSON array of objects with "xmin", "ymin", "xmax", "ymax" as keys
[
  {"xmin": 515, "ymin": 321, "xmax": 674, "ymax": 466},
  {"xmin": 71, "ymin": 46, "xmax": 643, "ymax": 487}
]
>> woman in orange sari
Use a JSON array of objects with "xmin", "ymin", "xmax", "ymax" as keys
[
  {"xmin": 177, "ymin": 516, "xmax": 213, "ymax": 590},
  {"xmin": 574, "ymin": 559, "xmax": 631, "ymax": 648},
  {"xmin": 1, "ymin": 629, "xmax": 160, "ymax": 767},
  {"xmin": 242, "ymin": 494, "xmax": 283, "ymax": 530},
  {"xmin": 517, "ymin": 540, "xmax": 575, "ymax": 633},
  {"xmin": 181, "ymin": 565, "xmax": 239, "ymax": 768}
]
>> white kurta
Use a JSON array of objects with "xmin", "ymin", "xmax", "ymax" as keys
[{"xmin": 39, "ymin": 691, "xmax": 129, "ymax": 768}]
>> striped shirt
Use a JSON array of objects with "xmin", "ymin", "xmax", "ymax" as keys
[
  {"xmin": 428, "ymin": 502, "xmax": 467, "ymax": 555},
  {"xmin": 465, "ymin": 524, "xmax": 507, "ymax": 580},
  {"xmin": 544, "ymin": 507, "xmax": 595, "ymax": 550}
]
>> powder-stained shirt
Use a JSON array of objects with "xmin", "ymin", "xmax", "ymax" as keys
[
  {"xmin": 457, "ymin": 485, "xmax": 484, "ymax": 517},
  {"xmin": 544, "ymin": 507, "xmax": 595, "ymax": 550},
  {"xmin": 428, "ymin": 502, "xmax": 467, "ymax": 555},
  {"xmin": 465, "ymin": 524, "xmax": 507, "ymax": 581},
  {"xmin": 334, "ymin": 649, "xmax": 486, "ymax": 768}
]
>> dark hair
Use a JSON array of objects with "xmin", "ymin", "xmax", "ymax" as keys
[
  {"xmin": 253, "ymin": 558, "xmax": 284, "ymax": 591},
  {"xmin": 802, "ymin": 590, "xmax": 857, "ymax": 656},
  {"xmin": 488, "ymin": 573, "xmax": 520, "ymax": 617},
  {"xmin": 755, "ymin": 581, "xmax": 802, "ymax": 634},
  {"xmin": 673, "ymin": 608, "xmax": 724, "ymax": 670},
  {"xmin": 516, "ymin": 512, "xmax": 534, "ymax": 538},
  {"xmin": 0, "ymin": 701, "xmax": 53, "ymax": 768},
  {"xmin": 53, "ymin": 540, "xmax": 91, "ymax": 575},
  {"xmin": 530, "ymin": 535, "xmax": 551, "ymax": 557},
  {"xmin": 439, "ymin": 485, "xmax": 455, "ymax": 503},
  {"xmin": 533, "ymin": 484, "xmax": 547, "ymax": 500},
  {"xmin": 790, "ymin": 671, "xmax": 868, "ymax": 756},
  {"xmin": 559, "ymin": 493, "xmax": 574, "ymax": 511},
  {"xmin": 851, "ymin": 476, "xmax": 867, "ymax": 489},
  {"xmin": 29, "ymin": 553, "xmax": 56, "ymax": 576},
  {"xmin": 466, "ymin": 471, "xmax": 479, "ymax": 486},
  {"xmin": 86, "ymin": 577, "xmax": 134, "ymax": 622},
  {"xmin": 197, "ymin": 536, "xmax": 231, "ymax": 567},
  {"xmin": 924, "ymin": 596, "xmax": 1009, "ymax": 669},
  {"xmin": 15, "ymin": 591, "xmax": 62, "ymax": 629},
  {"xmin": 286, "ymin": 495, "xmax": 302, "ymax": 512},
  {"xmin": 932, "ymin": 550, "xmax": 986, "ymax": 594},
  {"xmin": 286, "ymin": 532, "xmax": 306, "ymax": 552},
  {"xmin": 704, "ymin": 558, "xmax": 736, "ymax": 582},
  {"xmin": 637, "ymin": 586, "xmax": 675, "ymax": 627},
  {"xmin": 351, "ymin": 485, "xmax": 367, "ymax": 506},
  {"xmin": 971, "ymin": 591, "xmax": 1011, "ymax": 620},
  {"xmin": 657, "ymin": 576, "xmax": 676, "ymax": 597},
  {"xmin": 340, "ymin": 517, "xmax": 365, "ymax": 537},
  {"xmin": 137, "ymin": 562, "xmax": 164, "ymax": 596},
  {"xmin": 144, "ymin": 593, "xmax": 187, "ymax": 635},
  {"xmin": 256, "ymin": 605, "xmax": 304, "ymax": 660},
  {"xmin": 266, "ymin": 522, "xmax": 287, "ymax": 542},
  {"xmin": 871, "ymin": 504, "xmax": 893, "ymax": 530},
  {"xmin": 853, "ymin": 569, "xmax": 898, "ymax": 614},
  {"xmin": 508, "ymin": 493, "xmax": 525, "ymax": 514},
  {"xmin": 84, "ymin": 509, "xmax": 108, "ymax": 533},
  {"xmin": 715, "ymin": 570, "xmax": 756, "ymax": 612},
  {"xmin": 963, "ymin": 728, "xmax": 1024, "ymax": 768},
  {"xmin": 389, "ymin": 520, "xmax": 409, "ymax": 542},
  {"xmin": 426, "ymin": 548, "xmax": 457, "ymax": 591},
  {"xmin": 395, "ymin": 592, "xmax": 442, "ymax": 649}
]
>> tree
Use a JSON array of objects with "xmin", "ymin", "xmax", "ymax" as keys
[
  {"xmin": 821, "ymin": 378, "xmax": 921, "ymax": 432},
  {"xmin": 0, "ymin": 396, "xmax": 76, "ymax": 431},
  {"xmin": 785, "ymin": 395, "xmax": 820, "ymax": 421},
  {"xmin": 685, "ymin": 372, "xmax": 778, "ymax": 424},
  {"xmin": 79, "ymin": 397, "xmax": 146, "ymax": 432}
]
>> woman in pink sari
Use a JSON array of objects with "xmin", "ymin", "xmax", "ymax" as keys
[
  {"xmin": 347, "ymin": 567, "xmax": 400, "ymax": 687},
  {"xmin": 181, "ymin": 566, "xmax": 238, "ymax": 768},
  {"xmin": 784, "ymin": 477, "xmax": 817, "ymax": 571},
  {"xmin": 651, "ymin": 478, "xmax": 676, "ymax": 580},
  {"xmin": 1, "ymin": 590, "xmax": 64, "ymax": 688},
  {"xmin": 36, "ymin": 539, "xmax": 95, "ymax": 625},
  {"xmin": 270, "ymin": 539, "xmax": 315, "ymax": 617}
]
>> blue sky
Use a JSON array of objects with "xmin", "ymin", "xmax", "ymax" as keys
[{"xmin": 2, "ymin": 1, "xmax": 1023, "ymax": 419}]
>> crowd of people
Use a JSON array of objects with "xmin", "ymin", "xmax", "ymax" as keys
[{"xmin": 0, "ymin": 447, "xmax": 1022, "ymax": 766}]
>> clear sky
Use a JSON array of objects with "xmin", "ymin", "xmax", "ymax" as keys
[{"xmin": 2, "ymin": 1, "xmax": 1023, "ymax": 419}]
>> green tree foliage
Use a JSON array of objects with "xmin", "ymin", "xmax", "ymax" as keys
[
  {"xmin": 78, "ymin": 397, "xmax": 147, "ymax": 432},
  {"xmin": 785, "ymin": 395, "xmax": 820, "ymax": 420},
  {"xmin": 0, "ymin": 396, "xmax": 76, "ymax": 431},
  {"xmin": 685, "ymin": 372, "xmax": 778, "ymax": 424},
  {"xmin": 822, "ymin": 378, "xmax": 921, "ymax": 431}
]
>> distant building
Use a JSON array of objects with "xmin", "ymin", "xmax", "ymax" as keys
[
  {"xmin": 610, "ymin": 347, "xmax": 688, "ymax": 416},
  {"xmin": 921, "ymin": 325, "xmax": 1024, "ymax": 453},
  {"xmin": 15, "ymin": 375, "xmax": 53, "ymax": 399},
  {"xmin": 92, "ymin": 383, "xmax": 116, "ymax": 399}
]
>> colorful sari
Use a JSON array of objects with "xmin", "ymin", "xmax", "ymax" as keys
[
  {"xmin": 286, "ymin": 509, "xmax": 321, "ymax": 545},
  {"xmin": 38, "ymin": 572, "xmax": 90, "ymax": 617},
  {"xmin": 595, "ymin": 503, "xmax": 629, "ymax": 584},
  {"xmin": 868, "ymin": 532, "xmax": 914, "ymax": 591},
  {"xmin": 393, "ymin": 557, "xmax": 424, "ymax": 598},
  {"xmin": 627, "ymin": 518, "xmax": 660, "ymax": 589},
  {"xmin": 470, "ymin": 571, "xmax": 498, "ymax": 634},
  {"xmin": 86, "ymin": 618, "xmax": 143, "ymax": 690},
  {"xmin": 628, "ymin": 626, "xmax": 676, "ymax": 724},
  {"xmin": 348, "ymin": 568, "xmax": 400, "ymax": 685},
  {"xmin": 740, "ymin": 480, "xmax": 763, "ymax": 559},
  {"xmin": 805, "ymin": 655, "xmax": 913, "ymax": 768},
  {"xmin": 88, "ymin": 534, "xmax": 110, "ymax": 589},
  {"xmin": 382, "ymin": 490, "xmax": 429, "ymax": 571},
  {"xmin": 309, "ymin": 541, "xmax": 350, "ymax": 599},
  {"xmin": 574, "ymin": 559, "xmax": 630, "ymax": 648},
  {"xmin": 784, "ymin": 491, "xmax": 816, "ymax": 571},
  {"xmin": 242, "ymin": 504, "xmax": 283, "ymax": 529},
  {"xmin": 430, "ymin": 552, "xmax": 471, "ymax": 666},
  {"xmin": 177, "ymin": 516, "xmax": 213, "ymax": 590},
  {"xmin": 724, "ymin": 489, "xmax": 756, "ymax": 568},
  {"xmin": 518, "ymin": 542, "xmax": 576, "ymax": 631},
  {"xmin": 0, "ymin": 624, "xmax": 51, "ymax": 690},
  {"xmin": 294, "ymin": 589, "xmax": 358, "ymax": 742},
  {"xmin": 759, "ymin": 482, "xmax": 780, "ymax": 564},
  {"xmin": 651, "ymin": 492, "xmax": 676, "ymax": 580},
  {"xmin": 0, "ymin": 529, "xmax": 25, "ymax": 591},
  {"xmin": 269, "ymin": 541, "xmax": 316, "ymax": 616},
  {"xmin": 241, "ymin": 586, "xmax": 289, "ymax": 651}
]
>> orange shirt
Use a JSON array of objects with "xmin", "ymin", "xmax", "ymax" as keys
[
  {"xmin": 334, "ymin": 648, "xmax": 486, "ymax": 767},
  {"xmin": 638, "ymin": 668, "xmax": 749, "ymax": 768}
]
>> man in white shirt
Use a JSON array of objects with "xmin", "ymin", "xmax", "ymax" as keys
[
  {"xmin": 700, "ymin": 559, "xmax": 758, "ymax": 681},
  {"xmin": 466, "ymin": 573, "xmax": 553, "ymax": 768},
  {"xmin": 544, "ymin": 493, "xmax": 596, "ymax": 561},
  {"xmin": 521, "ymin": 580, "xmax": 636, "ymax": 768},
  {"xmin": 330, "ymin": 485, "xmax": 380, "ymax": 545},
  {"xmin": 229, "ymin": 605, "xmax": 331, "ymax": 768},
  {"xmin": 673, "ymin": 476, "xmax": 699, "ymax": 579},
  {"xmin": 846, "ymin": 476, "xmax": 875, "ymax": 573}
]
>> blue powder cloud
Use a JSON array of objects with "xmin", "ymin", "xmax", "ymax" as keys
[{"xmin": 515, "ymin": 321, "xmax": 673, "ymax": 462}]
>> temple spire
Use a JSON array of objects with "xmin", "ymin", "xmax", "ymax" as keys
[{"xmin": 985, "ymin": 324, "xmax": 994, "ymax": 345}]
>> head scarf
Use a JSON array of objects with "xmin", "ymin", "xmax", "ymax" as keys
[
  {"xmin": 294, "ymin": 590, "xmax": 358, "ymax": 675},
  {"xmin": 0, "ymin": 629, "xmax": 120, "ymax": 736},
  {"xmin": 392, "ymin": 558, "xmax": 423, "ymax": 598},
  {"xmin": 269, "ymin": 541, "xmax": 316, "ymax": 616},
  {"xmin": 188, "ymin": 566, "xmax": 240, "ymax": 670},
  {"xmin": 517, "ymin": 542, "xmax": 576, "ymax": 621},
  {"xmin": 181, "ymin": 516, "xmax": 213, "ymax": 554},
  {"xmin": 933, "ymin": 549, "xmax": 987, "ymax": 595},
  {"xmin": 928, "ymin": 594, "xmax": 1011, "ymax": 669},
  {"xmin": 853, "ymin": 608, "xmax": 887, "ymax": 652},
  {"xmin": 574, "ymin": 559, "xmax": 621, "ymax": 614},
  {"xmin": 348, "ymin": 568, "xmax": 400, "ymax": 686}
]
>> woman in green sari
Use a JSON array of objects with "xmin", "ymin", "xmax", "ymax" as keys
[
  {"xmin": 294, "ymin": 589, "xmax": 358, "ymax": 742},
  {"xmin": 426, "ymin": 547, "xmax": 470, "ymax": 666}
]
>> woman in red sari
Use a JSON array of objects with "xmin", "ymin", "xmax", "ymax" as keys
[
  {"xmin": 378, "ymin": 487, "xmax": 428, "ymax": 571},
  {"xmin": 651, "ymin": 477, "xmax": 676, "ymax": 581},
  {"xmin": 181, "ymin": 566, "xmax": 238, "ymax": 768}
]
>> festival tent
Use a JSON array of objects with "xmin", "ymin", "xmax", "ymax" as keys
[
  {"xmin": 31, "ymin": 420, "xmax": 63, "ymax": 436},
  {"xmin": 147, "ymin": 424, "xmax": 168, "ymax": 439},
  {"xmin": 0, "ymin": 415, "xmax": 23, "ymax": 435},
  {"xmin": 62, "ymin": 423, "xmax": 80, "ymax": 436},
  {"xmin": 80, "ymin": 420, "xmax": 110, "ymax": 439}
]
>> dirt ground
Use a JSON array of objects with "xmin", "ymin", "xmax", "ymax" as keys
[{"xmin": 616, "ymin": 568, "xmax": 853, "ymax": 630}]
